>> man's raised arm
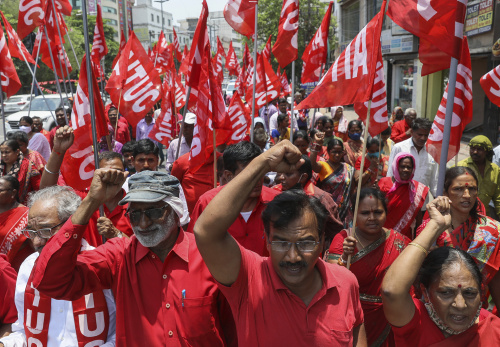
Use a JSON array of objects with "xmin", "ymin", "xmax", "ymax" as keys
[
  {"xmin": 40, "ymin": 126, "xmax": 74, "ymax": 189},
  {"xmin": 194, "ymin": 141, "xmax": 303, "ymax": 286}
]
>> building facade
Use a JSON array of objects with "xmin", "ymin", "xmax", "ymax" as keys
[{"xmin": 131, "ymin": 0, "xmax": 174, "ymax": 50}]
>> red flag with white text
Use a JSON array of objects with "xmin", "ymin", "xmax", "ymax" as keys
[
  {"xmin": 0, "ymin": 11, "xmax": 36, "ymax": 64},
  {"xmin": 480, "ymin": 65, "xmax": 500, "ymax": 108},
  {"xmin": 301, "ymin": 1, "xmax": 333, "ymax": 84},
  {"xmin": 213, "ymin": 38, "xmax": 226, "ymax": 86},
  {"xmin": 17, "ymin": 0, "xmax": 46, "ymax": 39},
  {"xmin": 227, "ymin": 92, "xmax": 251, "ymax": 145},
  {"xmin": 280, "ymin": 70, "xmax": 291, "ymax": 96},
  {"xmin": 173, "ymin": 28, "xmax": 183, "ymax": 61},
  {"xmin": 112, "ymin": 28, "xmax": 127, "ymax": 68},
  {"xmin": 245, "ymin": 53, "xmax": 281, "ymax": 113},
  {"xmin": 223, "ymin": 0, "xmax": 257, "ymax": 38},
  {"xmin": 148, "ymin": 89, "xmax": 176, "ymax": 147},
  {"xmin": 32, "ymin": 28, "xmax": 72, "ymax": 78},
  {"xmin": 186, "ymin": 0, "xmax": 209, "ymax": 89},
  {"xmin": 297, "ymin": 1, "xmax": 386, "ymax": 110},
  {"xmin": 225, "ymin": 41, "xmax": 240, "ymax": 76},
  {"xmin": 262, "ymin": 35, "xmax": 272, "ymax": 61},
  {"xmin": 91, "ymin": 5, "xmax": 108, "ymax": 72},
  {"xmin": 173, "ymin": 73, "xmax": 186, "ymax": 110},
  {"xmin": 426, "ymin": 38, "xmax": 472, "ymax": 163},
  {"xmin": 272, "ymin": 0, "xmax": 299, "ymax": 68},
  {"xmin": 0, "ymin": 23, "xmax": 21, "ymax": 98},
  {"xmin": 105, "ymin": 32, "xmax": 162, "ymax": 127}
]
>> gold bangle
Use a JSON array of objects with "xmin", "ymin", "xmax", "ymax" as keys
[
  {"xmin": 408, "ymin": 242, "xmax": 428, "ymax": 256},
  {"xmin": 337, "ymin": 256, "xmax": 347, "ymax": 267}
]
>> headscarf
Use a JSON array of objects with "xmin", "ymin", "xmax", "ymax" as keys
[
  {"xmin": 387, "ymin": 152, "xmax": 417, "ymax": 203},
  {"xmin": 331, "ymin": 106, "xmax": 348, "ymax": 133},
  {"xmin": 253, "ymin": 117, "xmax": 266, "ymax": 131},
  {"xmin": 469, "ymin": 135, "xmax": 493, "ymax": 161}
]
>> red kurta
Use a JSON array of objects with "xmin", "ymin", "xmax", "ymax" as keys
[
  {"xmin": 188, "ymin": 186, "xmax": 279, "ymax": 256},
  {"xmin": 390, "ymin": 120, "xmax": 411, "ymax": 143},
  {"xmin": 0, "ymin": 254, "xmax": 17, "ymax": 324},
  {"xmin": 32, "ymin": 220, "xmax": 233, "ymax": 347},
  {"xmin": 218, "ymin": 244, "xmax": 364, "ymax": 346}
]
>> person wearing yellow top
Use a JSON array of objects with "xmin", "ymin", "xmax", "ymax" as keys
[
  {"xmin": 271, "ymin": 113, "xmax": 290, "ymax": 144},
  {"xmin": 456, "ymin": 135, "xmax": 500, "ymax": 218}
]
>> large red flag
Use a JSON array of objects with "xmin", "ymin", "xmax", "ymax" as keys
[
  {"xmin": 426, "ymin": 38, "xmax": 472, "ymax": 163},
  {"xmin": 0, "ymin": 11, "xmax": 36, "ymax": 64},
  {"xmin": 173, "ymin": 73, "xmax": 186, "ymax": 110},
  {"xmin": 262, "ymin": 35, "xmax": 272, "ymax": 61},
  {"xmin": 387, "ymin": 0, "xmax": 467, "ymax": 60},
  {"xmin": 91, "ymin": 5, "xmax": 108, "ymax": 71},
  {"xmin": 227, "ymin": 92, "xmax": 251, "ymax": 145},
  {"xmin": 272, "ymin": 0, "xmax": 299, "ymax": 69},
  {"xmin": 186, "ymin": 0, "xmax": 209, "ymax": 89},
  {"xmin": 155, "ymin": 32, "xmax": 174, "ymax": 74},
  {"xmin": 172, "ymin": 28, "xmax": 183, "ymax": 61},
  {"xmin": 17, "ymin": 0, "xmax": 46, "ymax": 39},
  {"xmin": 217, "ymin": 37, "xmax": 226, "ymax": 58},
  {"xmin": 353, "ymin": 46, "xmax": 388, "ymax": 137},
  {"xmin": 225, "ymin": 41, "xmax": 239, "ymax": 76},
  {"xmin": 297, "ymin": 1, "xmax": 386, "ymax": 110},
  {"xmin": 45, "ymin": 1, "xmax": 67, "ymax": 47},
  {"xmin": 234, "ymin": 68, "xmax": 246, "ymax": 96},
  {"xmin": 105, "ymin": 32, "xmax": 162, "ymax": 127},
  {"xmin": 301, "ymin": 1, "xmax": 333, "ymax": 84},
  {"xmin": 54, "ymin": 0, "xmax": 72, "ymax": 16},
  {"xmin": 112, "ymin": 28, "xmax": 127, "ymax": 68},
  {"xmin": 480, "ymin": 65, "xmax": 500, "ymax": 107},
  {"xmin": 245, "ymin": 53, "xmax": 281, "ymax": 112},
  {"xmin": 63, "ymin": 56, "xmax": 108, "ymax": 191},
  {"xmin": 0, "ymin": 23, "xmax": 22, "ymax": 98},
  {"xmin": 31, "ymin": 28, "xmax": 72, "ymax": 78},
  {"xmin": 223, "ymin": 0, "xmax": 256, "ymax": 38},
  {"xmin": 148, "ymin": 89, "xmax": 176, "ymax": 147}
]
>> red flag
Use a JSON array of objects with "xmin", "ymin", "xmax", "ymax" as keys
[
  {"xmin": 173, "ymin": 73, "xmax": 186, "ymax": 110},
  {"xmin": 54, "ymin": 0, "xmax": 72, "ymax": 16},
  {"xmin": 32, "ymin": 28, "xmax": 72, "ymax": 78},
  {"xmin": 217, "ymin": 37, "xmax": 226, "ymax": 58},
  {"xmin": 112, "ymin": 28, "xmax": 127, "ymax": 68},
  {"xmin": 418, "ymin": 38, "xmax": 450, "ymax": 76},
  {"xmin": 213, "ymin": 39, "xmax": 225, "ymax": 86},
  {"xmin": 45, "ymin": 1, "xmax": 67, "ymax": 47},
  {"xmin": 91, "ymin": 4, "xmax": 108, "ymax": 70},
  {"xmin": 481, "ymin": 65, "xmax": 500, "ymax": 107},
  {"xmin": 227, "ymin": 92, "xmax": 251, "ymax": 145},
  {"xmin": 301, "ymin": 1, "xmax": 333, "ymax": 84},
  {"xmin": 172, "ymin": 28, "xmax": 183, "ymax": 61},
  {"xmin": 148, "ymin": 89, "xmax": 176, "ymax": 146},
  {"xmin": 225, "ymin": 41, "xmax": 239, "ymax": 76},
  {"xmin": 243, "ymin": 42, "xmax": 253, "ymax": 68},
  {"xmin": 262, "ymin": 35, "xmax": 272, "ymax": 60},
  {"xmin": 155, "ymin": 32, "xmax": 174, "ymax": 74},
  {"xmin": 387, "ymin": 0, "xmax": 467, "ymax": 60},
  {"xmin": 245, "ymin": 53, "xmax": 281, "ymax": 112},
  {"xmin": 234, "ymin": 68, "xmax": 246, "ymax": 96},
  {"xmin": 17, "ymin": 0, "xmax": 46, "ymax": 39},
  {"xmin": 179, "ymin": 45, "xmax": 189, "ymax": 76},
  {"xmin": 272, "ymin": 0, "xmax": 299, "ymax": 69},
  {"xmin": 0, "ymin": 23, "xmax": 22, "ymax": 98},
  {"xmin": 353, "ymin": 47, "xmax": 388, "ymax": 137},
  {"xmin": 186, "ymin": 0, "xmax": 209, "ymax": 89},
  {"xmin": 63, "ymin": 56, "xmax": 108, "ymax": 191},
  {"xmin": 426, "ymin": 38, "xmax": 472, "ymax": 163},
  {"xmin": 0, "ymin": 11, "xmax": 36, "ymax": 65},
  {"xmin": 223, "ymin": 0, "xmax": 256, "ymax": 38},
  {"xmin": 297, "ymin": 1, "xmax": 386, "ymax": 110},
  {"xmin": 105, "ymin": 32, "xmax": 162, "ymax": 127},
  {"xmin": 280, "ymin": 70, "xmax": 291, "ymax": 96}
]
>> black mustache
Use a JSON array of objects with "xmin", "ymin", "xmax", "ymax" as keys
[{"xmin": 279, "ymin": 261, "xmax": 308, "ymax": 268}]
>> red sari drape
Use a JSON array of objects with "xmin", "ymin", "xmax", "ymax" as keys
[
  {"xmin": 328, "ymin": 229, "xmax": 410, "ymax": 346},
  {"xmin": 0, "ymin": 206, "xmax": 32, "ymax": 270}
]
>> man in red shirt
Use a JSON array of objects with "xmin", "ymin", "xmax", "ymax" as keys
[
  {"xmin": 0, "ymin": 254, "xmax": 17, "ymax": 337},
  {"xmin": 193, "ymin": 140, "xmax": 366, "ymax": 346},
  {"xmin": 32, "ymin": 170, "xmax": 235, "ymax": 346},
  {"xmin": 390, "ymin": 108, "xmax": 416, "ymax": 143},
  {"xmin": 187, "ymin": 142, "xmax": 279, "ymax": 256},
  {"xmin": 108, "ymin": 106, "xmax": 131, "ymax": 145}
]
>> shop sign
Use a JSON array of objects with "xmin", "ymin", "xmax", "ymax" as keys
[
  {"xmin": 465, "ymin": 0, "xmax": 494, "ymax": 37},
  {"xmin": 381, "ymin": 31, "xmax": 415, "ymax": 55}
]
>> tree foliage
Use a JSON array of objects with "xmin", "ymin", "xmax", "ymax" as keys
[{"xmin": 241, "ymin": 0, "xmax": 337, "ymax": 86}]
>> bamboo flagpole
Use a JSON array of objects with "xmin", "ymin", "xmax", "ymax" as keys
[
  {"xmin": 347, "ymin": 101, "xmax": 371, "ymax": 269},
  {"xmin": 290, "ymin": 61, "xmax": 295, "ymax": 140},
  {"xmin": 250, "ymin": 3, "xmax": 258, "ymax": 143}
]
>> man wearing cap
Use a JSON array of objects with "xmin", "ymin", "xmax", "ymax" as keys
[
  {"xmin": 166, "ymin": 113, "xmax": 196, "ymax": 172},
  {"xmin": 457, "ymin": 135, "xmax": 500, "ymax": 217},
  {"xmin": 31, "ymin": 169, "xmax": 235, "ymax": 346}
]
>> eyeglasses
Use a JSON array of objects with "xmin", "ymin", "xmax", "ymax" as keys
[
  {"xmin": 268, "ymin": 240, "xmax": 320, "ymax": 253},
  {"xmin": 125, "ymin": 205, "xmax": 169, "ymax": 224},
  {"xmin": 22, "ymin": 220, "xmax": 66, "ymax": 239}
]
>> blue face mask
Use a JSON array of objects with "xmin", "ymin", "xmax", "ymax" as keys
[
  {"xmin": 348, "ymin": 132, "xmax": 362, "ymax": 141},
  {"xmin": 367, "ymin": 152, "xmax": 380, "ymax": 159}
]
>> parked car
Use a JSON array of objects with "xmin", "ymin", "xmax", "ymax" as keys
[
  {"xmin": 226, "ymin": 80, "xmax": 236, "ymax": 98},
  {"xmin": 2, "ymin": 94, "xmax": 33, "ymax": 114},
  {"xmin": 6, "ymin": 94, "xmax": 71, "ymax": 132}
]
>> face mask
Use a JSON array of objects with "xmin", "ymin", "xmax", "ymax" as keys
[
  {"xmin": 348, "ymin": 132, "xmax": 362, "ymax": 141},
  {"xmin": 368, "ymin": 152, "xmax": 380, "ymax": 159},
  {"xmin": 19, "ymin": 126, "xmax": 31, "ymax": 134}
]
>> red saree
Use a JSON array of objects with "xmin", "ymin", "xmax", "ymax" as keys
[
  {"xmin": 379, "ymin": 177, "xmax": 429, "ymax": 239},
  {"xmin": 328, "ymin": 229, "xmax": 410, "ymax": 346},
  {"xmin": 0, "ymin": 206, "xmax": 32, "ymax": 270}
]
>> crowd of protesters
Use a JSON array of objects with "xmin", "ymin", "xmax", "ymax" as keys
[{"xmin": 1, "ymin": 94, "xmax": 500, "ymax": 346}]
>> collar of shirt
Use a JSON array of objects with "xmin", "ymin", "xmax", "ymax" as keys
[
  {"xmin": 465, "ymin": 157, "xmax": 493, "ymax": 174},
  {"xmin": 135, "ymin": 228, "xmax": 189, "ymax": 264}
]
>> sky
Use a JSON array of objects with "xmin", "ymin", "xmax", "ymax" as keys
[{"xmin": 151, "ymin": 0, "xmax": 228, "ymax": 24}]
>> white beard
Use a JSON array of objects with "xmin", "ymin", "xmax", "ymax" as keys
[{"xmin": 133, "ymin": 211, "xmax": 177, "ymax": 248}]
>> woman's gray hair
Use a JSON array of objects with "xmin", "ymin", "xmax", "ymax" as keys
[{"xmin": 27, "ymin": 186, "xmax": 81, "ymax": 222}]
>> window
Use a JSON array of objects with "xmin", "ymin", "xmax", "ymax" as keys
[
  {"xmin": 157, "ymin": 15, "xmax": 160, "ymax": 23},
  {"xmin": 169, "ymin": 34, "xmax": 172, "ymax": 41},
  {"xmin": 102, "ymin": 6, "xmax": 117, "ymax": 14},
  {"xmin": 108, "ymin": 19, "xmax": 118, "ymax": 26},
  {"xmin": 341, "ymin": 1, "xmax": 360, "ymax": 48},
  {"xmin": 168, "ymin": 19, "xmax": 171, "ymax": 26},
  {"xmin": 151, "ymin": 14, "xmax": 154, "ymax": 22},
  {"xmin": 162, "ymin": 17, "xmax": 165, "ymax": 25}
]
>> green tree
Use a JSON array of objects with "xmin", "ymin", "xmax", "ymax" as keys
[{"xmin": 241, "ymin": 0, "xmax": 337, "ymax": 86}]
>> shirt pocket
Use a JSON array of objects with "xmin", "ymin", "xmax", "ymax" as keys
[{"xmin": 330, "ymin": 329, "xmax": 353, "ymax": 346}]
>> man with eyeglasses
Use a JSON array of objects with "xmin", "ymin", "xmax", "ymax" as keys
[
  {"xmin": 193, "ymin": 140, "xmax": 366, "ymax": 346},
  {"xmin": 0, "ymin": 186, "xmax": 117, "ymax": 347},
  {"xmin": 31, "ymin": 170, "xmax": 235, "ymax": 346}
]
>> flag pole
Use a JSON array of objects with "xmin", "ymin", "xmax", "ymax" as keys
[
  {"xmin": 213, "ymin": 129, "xmax": 217, "ymax": 188},
  {"xmin": 312, "ymin": 63, "xmax": 324, "ymax": 130},
  {"xmin": 28, "ymin": 31, "xmax": 43, "ymax": 118},
  {"xmin": 290, "ymin": 60, "xmax": 295, "ymax": 140},
  {"xmin": 175, "ymin": 86, "xmax": 191, "ymax": 161},
  {"xmin": 65, "ymin": 29, "xmax": 81, "ymax": 69},
  {"xmin": 250, "ymin": 3, "xmax": 258, "ymax": 143},
  {"xmin": 347, "ymin": 101, "xmax": 371, "ymax": 269},
  {"xmin": 0, "ymin": 86, "xmax": 6, "ymax": 139}
]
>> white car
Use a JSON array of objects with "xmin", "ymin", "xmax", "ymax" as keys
[
  {"xmin": 2, "ymin": 94, "xmax": 33, "ymax": 114},
  {"xmin": 225, "ymin": 80, "xmax": 236, "ymax": 98},
  {"xmin": 6, "ymin": 94, "xmax": 71, "ymax": 132}
]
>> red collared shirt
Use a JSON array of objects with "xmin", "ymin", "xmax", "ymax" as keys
[
  {"xmin": 219, "ymin": 245, "xmax": 364, "ymax": 346},
  {"xmin": 187, "ymin": 186, "xmax": 279, "ymax": 256},
  {"xmin": 32, "ymin": 220, "xmax": 232, "ymax": 347},
  {"xmin": 0, "ymin": 254, "xmax": 17, "ymax": 324},
  {"xmin": 390, "ymin": 120, "xmax": 411, "ymax": 143},
  {"xmin": 113, "ymin": 122, "xmax": 131, "ymax": 145}
]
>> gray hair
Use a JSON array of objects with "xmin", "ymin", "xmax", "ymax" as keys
[
  {"xmin": 27, "ymin": 186, "xmax": 81, "ymax": 222},
  {"xmin": 404, "ymin": 108, "xmax": 417, "ymax": 116}
]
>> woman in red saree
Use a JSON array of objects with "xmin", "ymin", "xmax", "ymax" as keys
[
  {"xmin": 378, "ymin": 152, "xmax": 429, "ymax": 239},
  {"xmin": 327, "ymin": 188, "xmax": 410, "ymax": 346},
  {"xmin": 382, "ymin": 196, "xmax": 500, "ymax": 346}
]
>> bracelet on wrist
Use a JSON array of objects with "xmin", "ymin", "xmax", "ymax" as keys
[
  {"xmin": 44, "ymin": 167, "xmax": 60, "ymax": 175},
  {"xmin": 408, "ymin": 242, "xmax": 428, "ymax": 256}
]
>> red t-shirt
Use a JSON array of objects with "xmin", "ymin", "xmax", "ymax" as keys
[
  {"xmin": 113, "ymin": 121, "xmax": 131, "ymax": 145},
  {"xmin": 390, "ymin": 120, "xmax": 411, "ymax": 144},
  {"xmin": 32, "ymin": 221, "xmax": 234, "ymax": 346},
  {"xmin": 187, "ymin": 186, "xmax": 279, "ymax": 256},
  {"xmin": 218, "ymin": 244, "xmax": 364, "ymax": 346},
  {"xmin": 0, "ymin": 254, "xmax": 18, "ymax": 324}
]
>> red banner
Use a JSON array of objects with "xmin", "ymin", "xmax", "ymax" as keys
[
  {"xmin": 173, "ymin": 28, "xmax": 183, "ymax": 61},
  {"xmin": 17, "ymin": 0, "xmax": 46, "ymax": 39},
  {"xmin": 223, "ymin": 0, "xmax": 256, "ymax": 38},
  {"xmin": 148, "ymin": 89, "xmax": 176, "ymax": 147},
  {"xmin": 272, "ymin": 0, "xmax": 299, "ymax": 68},
  {"xmin": 91, "ymin": 5, "xmax": 108, "ymax": 71},
  {"xmin": 112, "ymin": 29, "xmax": 127, "ymax": 69},
  {"xmin": 0, "ymin": 23, "xmax": 21, "ymax": 98},
  {"xmin": 480, "ymin": 65, "xmax": 500, "ymax": 108},
  {"xmin": 225, "ymin": 41, "xmax": 239, "ymax": 76},
  {"xmin": 186, "ymin": 0, "xmax": 209, "ymax": 89},
  {"xmin": 227, "ymin": 92, "xmax": 251, "ymax": 145},
  {"xmin": 262, "ymin": 35, "xmax": 272, "ymax": 61},
  {"xmin": 0, "ymin": 10, "xmax": 36, "ymax": 65}
]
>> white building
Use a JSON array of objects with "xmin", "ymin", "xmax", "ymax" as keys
[
  {"xmin": 207, "ymin": 11, "xmax": 242, "ymax": 57},
  {"xmin": 131, "ymin": 0, "xmax": 174, "ymax": 50}
]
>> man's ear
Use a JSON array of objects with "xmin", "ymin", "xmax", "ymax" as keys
[
  {"xmin": 223, "ymin": 170, "xmax": 234, "ymax": 183},
  {"xmin": 300, "ymin": 173, "xmax": 309, "ymax": 185}
]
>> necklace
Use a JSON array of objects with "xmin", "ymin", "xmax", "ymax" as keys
[{"xmin": 353, "ymin": 229, "xmax": 366, "ymax": 249}]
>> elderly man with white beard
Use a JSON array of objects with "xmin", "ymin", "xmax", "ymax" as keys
[{"xmin": 30, "ymin": 170, "xmax": 235, "ymax": 347}]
